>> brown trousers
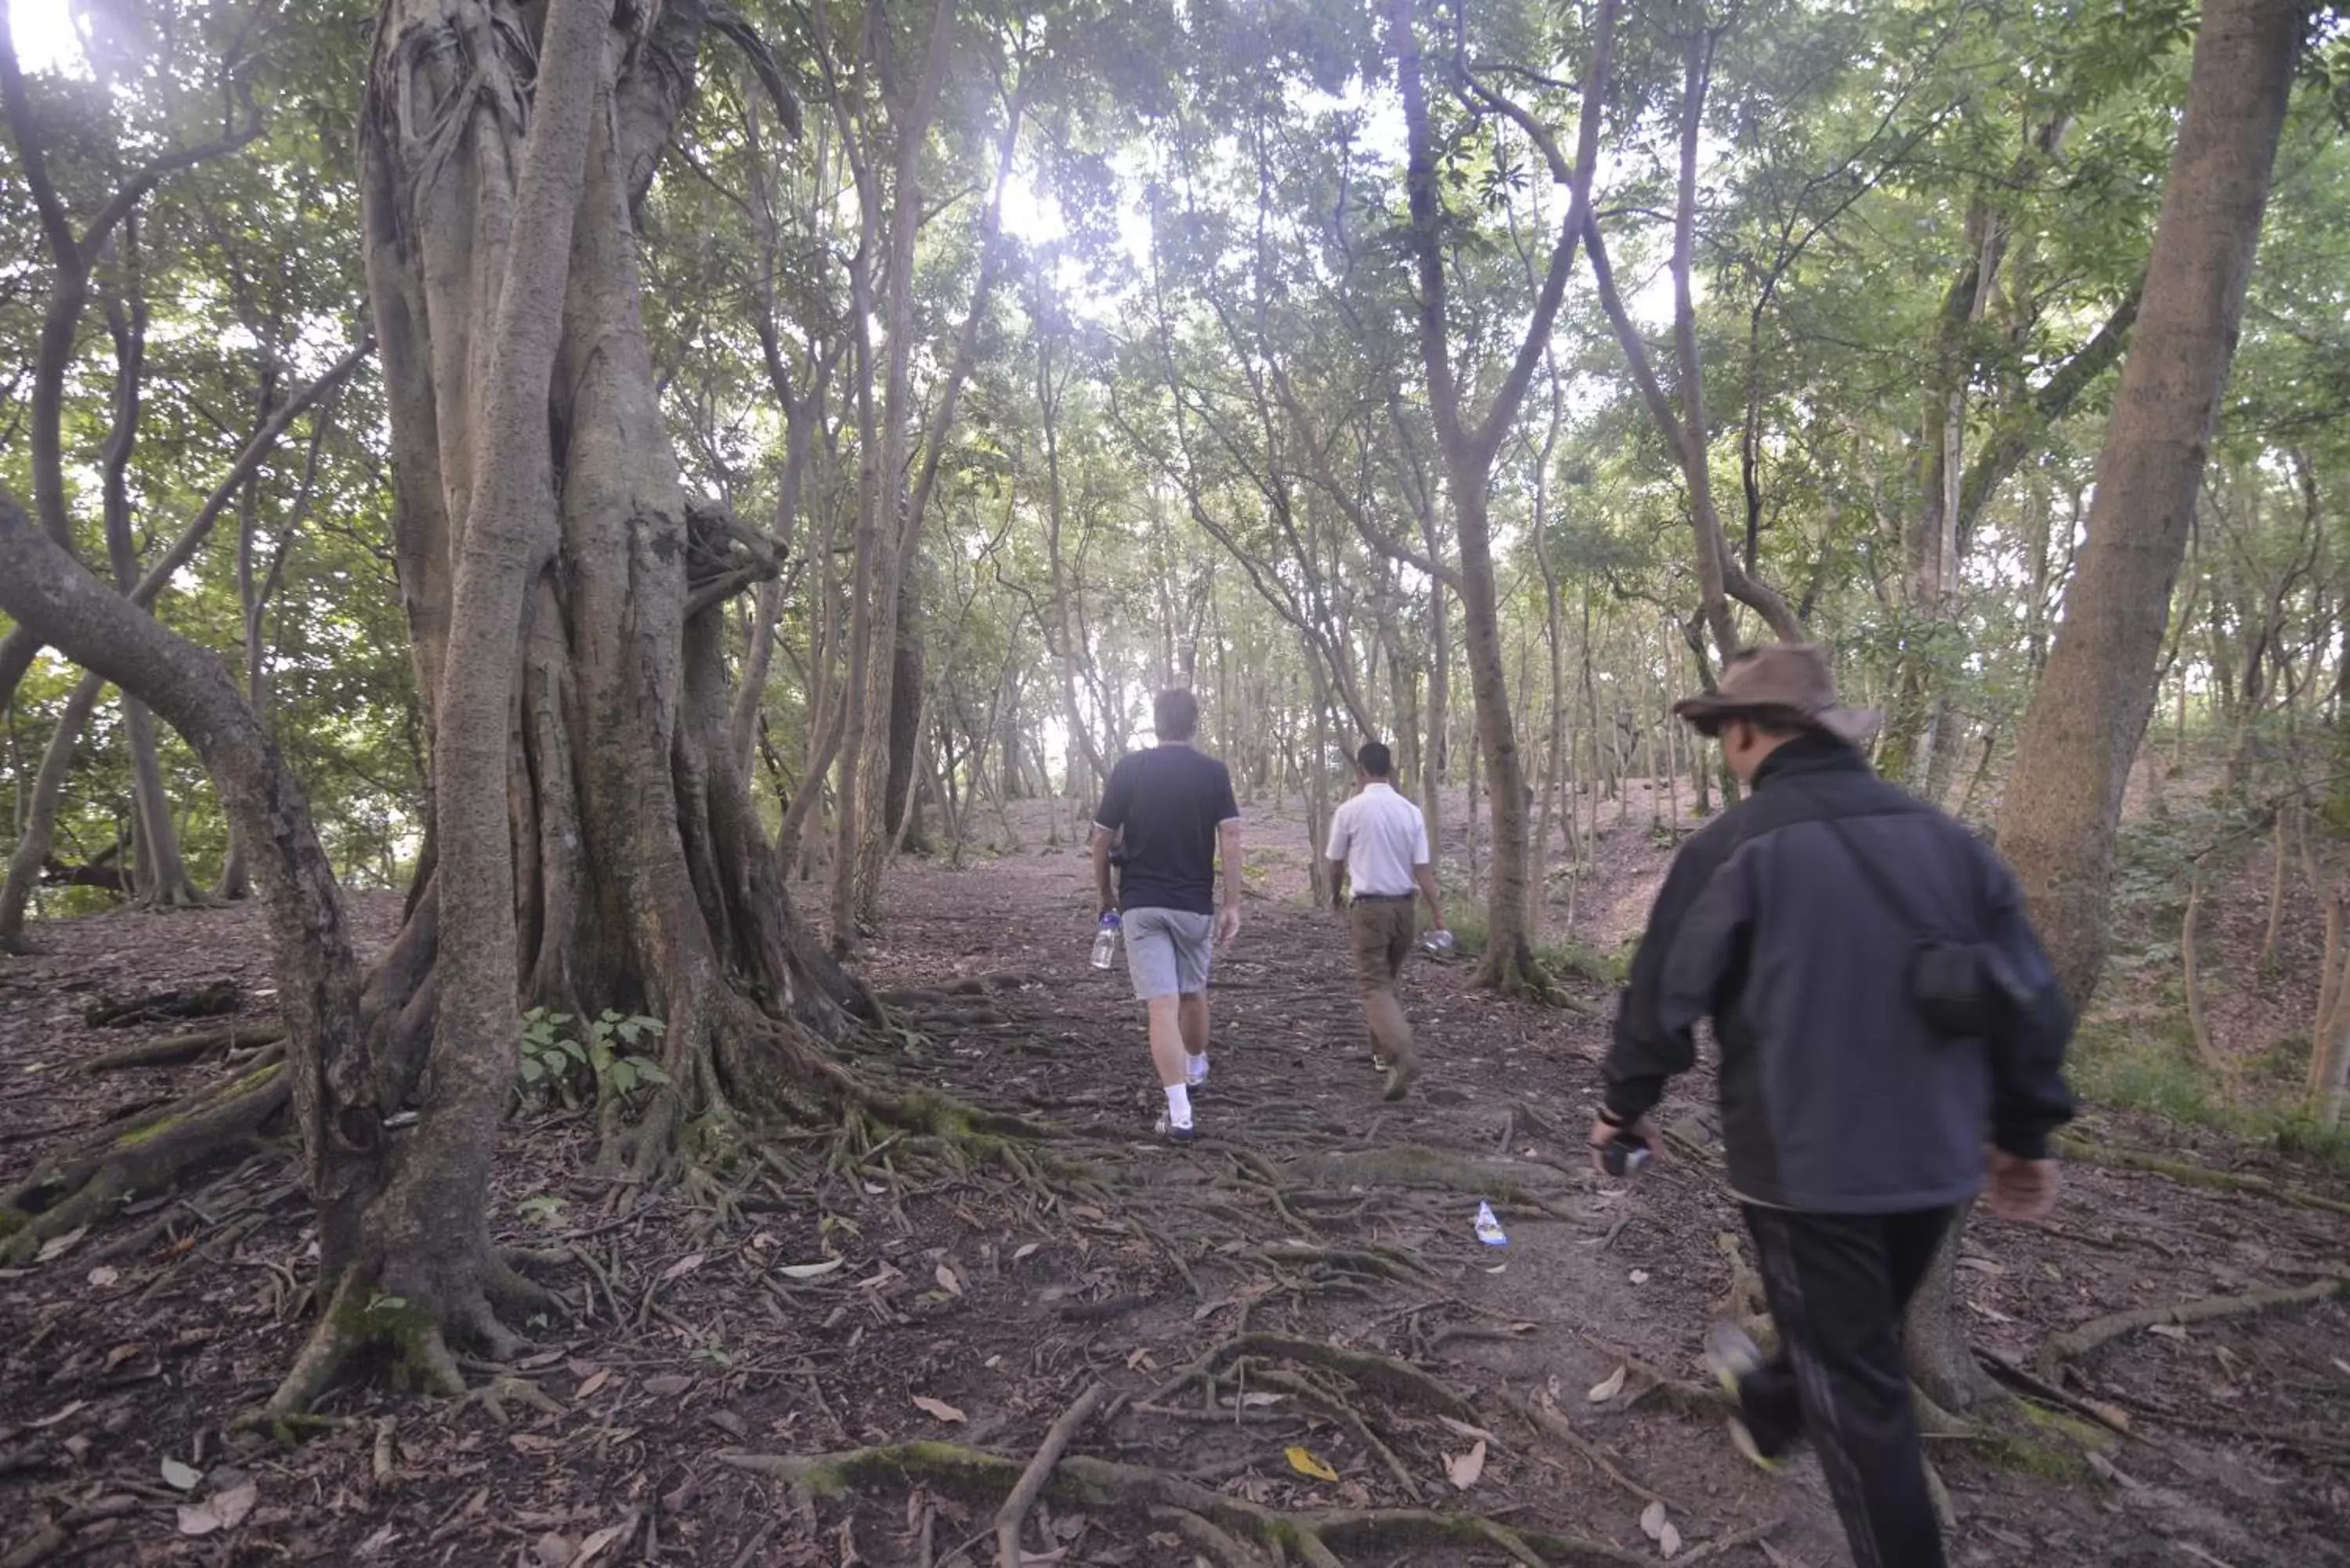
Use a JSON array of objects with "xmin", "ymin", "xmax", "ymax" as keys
[{"xmin": 1350, "ymin": 899, "xmax": 1418, "ymax": 1070}]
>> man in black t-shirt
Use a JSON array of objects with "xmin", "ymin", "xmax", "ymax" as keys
[{"xmin": 1091, "ymin": 688, "xmax": 1243, "ymax": 1142}]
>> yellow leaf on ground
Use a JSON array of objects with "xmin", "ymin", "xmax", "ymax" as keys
[{"xmin": 1285, "ymin": 1447, "xmax": 1339, "ymax": 1483}]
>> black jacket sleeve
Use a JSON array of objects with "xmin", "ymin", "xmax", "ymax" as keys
[
  {"xmin": 1976, "ymin": 844, "xmax": 2077, "ymax": 1159},
  {"xmin": 1603, "ymin": 833, "xmax": 1723, "ymax": 1121}
]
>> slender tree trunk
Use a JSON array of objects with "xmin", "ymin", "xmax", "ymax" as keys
[{"xmin": 1995, "ymin": 0, "xmax": 2306, "ymax": 1004}]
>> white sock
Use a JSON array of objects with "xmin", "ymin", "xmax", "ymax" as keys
[
  {"xmin": 1186, "ymin": 1053, "xmax": 1209, "ymax": 1083},
  {"xmin": 1163, "ymin": 1083, "xmax": 1193, "ymax": 1128}
]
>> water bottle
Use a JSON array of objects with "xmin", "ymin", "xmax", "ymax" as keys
[
  {"xmin": 1421, "ymin": 927, "xmax": 1455, "ymax": 956},
  {"xmin": 1090, "ymin": 912, "xmax": 1120, "ymax": 970},
  {"xmin": 1473, "ymin": 1200, "xmax": 1509, "ymax": 1246},
  {"xmin": 1603, "ymin": 1132, "xmax": 1652, "ymax": 1178}
]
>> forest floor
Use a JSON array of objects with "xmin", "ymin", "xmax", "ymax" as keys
[{"xmin": 3, "ymin": 789, "xmax": 2349, "ymax": 1568}]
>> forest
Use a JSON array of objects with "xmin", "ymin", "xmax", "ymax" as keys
[{"xmin": 2, "ymin": 0, "xmax": 2348, "ymax": 1563}]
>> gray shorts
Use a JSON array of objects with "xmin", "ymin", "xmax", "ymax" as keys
[{"xmin": 1123, "ymin": 907, "xmax": 1213, "ymax": 1000}]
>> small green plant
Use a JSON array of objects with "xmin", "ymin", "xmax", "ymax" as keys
[
  {"xmin": 515, "ymin": 1193, "xmax": 569, "ymax": 1227},
  {"xmin": 518, "ymin": 1007, "xmax": 671, "ymax": 1109}
]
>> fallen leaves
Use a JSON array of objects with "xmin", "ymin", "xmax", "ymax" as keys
[
  {"xmin": 573, "ymin": 1367, "xmax": 613, "ymax": 1400},
  {"xmin": 935, "ymin": 1262, "xmax": 964, "ymax": 1297},
  {"xmin": 1284, "ymin": 1446, "xmax": 1339, "ymax": 1482},
  {"xmin": 1444, "ymin": 1439, "xmax": 1487, "ymax": 1490},
  {"xmin": 161, "ymin": 1458, "xmax": 202, "ymax": 1492},
  {"xmin": 775, "ymin": 1258, "xmax": 844, "ymax": 1281},
  {"xmin": 1588, "ymin": 1365, "xmax": 1628, "ymax": 1403},
  {"xmin": 1012, "ymin": 1242, "xmax": 1041, "ymax": 1263},
  {"xmin": 911, "ymin": 1396, "xmax": 967, "ymax": 1424},
  {"xmin": 657, "ymin": 1252, "xmax": 707, "ymax": 1284},
  {"xmin": 34, "ymin": 1225, "xmax": 88, "ymax": 1263},
  {"xmin": 642, "ymin": 1375, "xmax": 692, "ymax": 1397},
  {"xmin": 176, "ymin": 1477, "xmax": 257, "ymax": 1535},
  {"xmin": 1640, "ymin": 1501, "xmax": 1682, "ymax": 1558}
]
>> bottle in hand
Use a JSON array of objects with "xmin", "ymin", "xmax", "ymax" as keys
[{"xmin": 1090, "ymin": 912, "xmax": 1120, "ymax": 970}]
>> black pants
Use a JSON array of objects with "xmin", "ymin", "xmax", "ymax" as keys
[{"xmin": 1737, "ymin": 1204, "xmax": 1955, "ymax": 1568}]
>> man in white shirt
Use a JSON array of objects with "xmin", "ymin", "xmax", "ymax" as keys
[{"xmin": 1325, "ymin": 742, "xmax": 1447, "ymax": 1100}]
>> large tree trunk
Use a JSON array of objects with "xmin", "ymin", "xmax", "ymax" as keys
[
  {"xmin": 1995, "ymin": 0, "xmax": 2304, "ymax": 1005},
  {"xmin": 352, "ymin": 0, "xmax": 866, "ymax": 1363},
  {"xmin": 1916, "ymin": 0, "xmax": 2305, "ymax": 1408}
]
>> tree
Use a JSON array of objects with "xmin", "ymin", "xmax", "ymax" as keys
[
  {"xmin": 1997, "ymin": 0, "xmax": 2312, "ymax": 1006},
  {"xmin": 1391, "ymin": 0, "xmax": 1613, "ymax": 995}
]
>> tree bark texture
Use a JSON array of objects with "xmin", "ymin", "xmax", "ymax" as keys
[
  {"xmin": 1994, "ymin": 0, "xmax": 2305, "ymax": 1006},
  {"xmin": 363, "ymin": 0, "xmax": 860, "ymax": 1239}
]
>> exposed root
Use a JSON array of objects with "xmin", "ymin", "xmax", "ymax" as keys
[
  {"xmin": 1, "ymin": 1053, "xmax": 289, "ymax": 1265},
  {"xmin": 2034, "ymin": 1277, "xmax": 2348, "ymax": 1378},
  {"xmin": 719, "ymin": 1442, "xmax": 1652, "ymax": 1566},
  {"xmin": 2055, "ymin": 1136, "xmax": 2350, "ymax": 1218},
  {"xmin": 995, "ymin": 1382, "xmax": 1105, "ymax": 1568},
  {"xmin": 1473, "ymin": 941, "xmax": 1593, "ymax": 1013},
  {"xmin": 79, "ymin": 1021, "xmax": 285, "ymax": 1074},
  {"xmin": 1195, "ymin": 1332, "xmax": 1477, "ymax": 1422}
]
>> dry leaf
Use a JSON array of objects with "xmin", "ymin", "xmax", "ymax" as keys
[
  {"xmin": 212, "ymin": 1479, "xmax": 258, "ymax": 1530},
  {"xmin": 911, "ymin": 1396, "xmax": 967, "ymax": 1423},
  {"xmin": 935, "ymin": 1263, "xmax": 964, "ymax": 1297},
  {"xmin": 642, "ymin": 1375, "xmax": 692, "ymax": 1397},
  {"xmin": 86, "ymin": 1266, "xmax": 120, "ymax": 1288},
  {"xmin": 533, "ymin": 1533, "xmax": 576, "ymax": 1567},
  {"xmin": 776, "ymin": 1258, "xmax": 844, "ymax": 1281},
  {"xmin": 575, "ymin": 1368, "xmax": 613, "ymax": 1400},
  {"xmin": 1659, "ymin": 1520, "xmax": 1683, "ymax": 1558},
  {"xmin": 1640, "ymin": 1501, "xmax": 1668, "ymax": 1541},
  {"xmin": 1437, "ymin": 1415, "xmax": 1499, "ymax": 1443},
  {"xmin": 1628, "ymin": 1270, "xmax": 1650, "ymax": 1285},
  {"xmin": 573, "ymin": 1523, "xmax": 630, "ymax": 1567},
  {"xmin": 1445, "ymin": 1440, "xmax": 1487, "ymax": 1490},
  {"xmin": 1013, "ymin": 1242, "xmax": 1041, "ymax": 1263},
  {"xmin": 161, "ymin": 1458, "xmax": 202, "ymax": 1492},
  {"xmin": 1284, "ymin": 1447, "xmax": 1339, "ymax": 1482},
  {"xmin": 1238, "ymin": 1391, "xmax": 1285, "ymax": 1407},
  {"xmin": 1588, "ymin": 1365, "xmax": 1628, "ymax": 1403},
  {"xmin": 177, "ymin": 1505, "xmax": 224, "ymax": 1537},
  {"xmin": 659, "ymin": 1253, "xmax": 706, "ymax": 1284},
  {"xmin": 35, "ymin": 1225, "xmax": 89, "ymax": 1263},
  {"xmin": 2146, "ymin": 1323, "xmax": 2189, "ymax": 1342}
]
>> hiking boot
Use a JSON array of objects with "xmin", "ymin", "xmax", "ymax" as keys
[
  {"xmin": 1153, "ymin": 1111, "xmax": 1198, "ymax": 1144},
  {"xmin": 1381, "ymin": 1061, "xmax": 1420, "ymax": 1101},
  {"xmin": 1185, "ymin": 1055, "xmax": 1210, "ymax": 1089}
]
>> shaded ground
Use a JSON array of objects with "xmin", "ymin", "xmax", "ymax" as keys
[{"xmin": 3, "ymin": 792, "xmax": 2348, "ymax": 1567}]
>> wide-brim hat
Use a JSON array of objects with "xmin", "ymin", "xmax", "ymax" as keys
[{"xmin": 1671, "ymin": 641, "xmax": 1881, "ymax": 746}]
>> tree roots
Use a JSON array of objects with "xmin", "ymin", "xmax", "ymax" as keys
[
  {"xmin": 0, "ymin": 1052, "xmax": 289, "ymax": 1265},
  {"xmin": 719, "ymin": 1442, "xmax": 1654, "ymax": 1567}
]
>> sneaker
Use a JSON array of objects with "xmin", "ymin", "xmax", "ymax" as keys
[
  {"xmin": 1702, "ymin": 1324, "xmax": 1783, "ymax": 1473},
  {"xmin": 1703, "ymin": 1321, "xmax": 1766, "ymax": 1397},
  {"xmin": 1185, "ymin": 1056, "xmax": 1209, "ymax": 1089},
  {"xmin": 1725, "ymin": 1415, "xmax": 1782, "ymax": 1473},
  {"xmin": 1381, "ymin": 1061, "xmax": 1420, "ymax": 1102},
  {"xmin": 1153, "ymin": 1111, "xmax": 1198, "ymax": 1143},
  {"xmin": 1370, "ymin": 1053, "xmax": 1391, "ymax": 1073}
]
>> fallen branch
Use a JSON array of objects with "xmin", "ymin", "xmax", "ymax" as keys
[
  {"xmin": 2036, "ymin": 1277, "xmax": 2348, "ymax": 1378},
  {"xmin": 996, "ymin": 1382, "xmax": 1104, "ymax": 1568}
]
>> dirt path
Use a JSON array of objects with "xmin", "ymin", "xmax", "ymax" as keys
[{"xmin": 4, "ymin": 803, "xmax": 2348, "ymax": 1566}]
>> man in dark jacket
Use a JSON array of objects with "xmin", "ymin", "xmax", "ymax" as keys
[{"xmin": 1591, "ymin": 643, "xmax": 2074, "ymax": 1568}]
